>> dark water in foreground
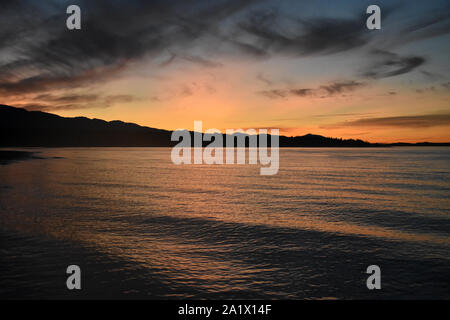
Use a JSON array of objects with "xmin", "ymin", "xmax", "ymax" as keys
[{"xmin": 0, "ymin": 147, "xmax": 449, "ymax": 299}]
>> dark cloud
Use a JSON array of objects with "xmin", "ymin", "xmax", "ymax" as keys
[
  {"xmin": 0, "ymin": 0, "xmax": 380, "ymax": 95},
  {"xmin": 393, "ymin": 10, "xmax": 450, "ymax": 46},
  {"xmin": 35, "ymin": 93, "xmax": 99, "ymax": 104},
  {"xmin": 290, "ymin": 88, "xmax": 314, "ymax": 97},
  {"xmin": 227, "ymin": 38, "xmax": 269, "ymax": 58},
  {"xmin": 15, "ymin": 103, "xmax": 73, "ymax": 112},
  {"xmin": 441, "ymin": 82, "xmax": 450, "ymax": 90},
  {"xmin": 259, "ymin": 89, "xmax": 289, "ymax": 99},
  {"xmin": 362, "ymin": 50, "xmax": 426, "ymax": 79},
  {"xmin": 19, "ymin": 93, "xmax": 137, "ymax": 111},
  {"xmin": 159, "ymin": 53, "xmax": 177, "ymax": 67},
  {"xmin": 0, "ymin": 0, "xmax": 257, "ymax": 98},
  {"xmin": 311, "ymin": 112, "xmax": 379, "ymax": 119},
  {"xmin": 237, "ymin": 9, "xmax": 371, "ymax": 57},
  {"xmin": 182, "ymin": 55, "xmax": 223, "ymax": 68},
  {"xmin": 328, "ymin": 114, "xmax": 450, "ymax": 128},
  {"xmin": 319, "ymin": 81, "xmax": 365, "ymax": 95},
  {"xmin": 0, "ymin": 63, "xmax": 127, "ymax": 96},
  {"xmin": 256, "ymin": 73, "xmax": 273, "ymax": 86},
  {"xmin": 259, "ymin": 80, "xmax": 365, "ymax": 99},
  {"xmin": 420, "ymin": 70, "xmax": 445, "ymax": 81},
  {"xmin": 158, "ymin": 53, "xmax": 223, "ymax": 68},
  {"xmin": 0, "ymin": 0, "xmax": 447, "ymax": 107}
]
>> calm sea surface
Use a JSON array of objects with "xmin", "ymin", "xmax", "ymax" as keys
[{"xmin": 0, "ymin": 147, "xmax": 449, "ymax": 299}]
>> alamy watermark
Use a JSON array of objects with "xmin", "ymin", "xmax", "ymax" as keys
[
  {"xmin": 66, "ymin": 265, "xmax": 81, "ymax": 290},
  {"xmin": 171, "ymin": 121, "xmax": 279, "ymax": 175},
  {"xmin": 366, "ymin": 265, "xmax": 381, "ymax": 290},
  {"xmin": 66, "ymin": 5, "xmax": 81, "ymax": 30}
]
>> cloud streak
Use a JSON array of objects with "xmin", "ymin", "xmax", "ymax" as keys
[
  {"xmin": 325, "ymin": 114, "xmax": 450, "ymax": 129},
  {"xmin": 362, "ymin": 50, "xmax": 426, "ymax": 79},
  {"xmin": 259, "ymin": 80, "xmax": 365, "ymax": 99},
  {"xmin": 17, "ymin": 92, "xmax": 137, "ymax": 112},
  {"xmin": 237, "ymin": 11, "xmax": 372, "ymax": 57}
]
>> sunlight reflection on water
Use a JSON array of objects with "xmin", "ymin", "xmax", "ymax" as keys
[{"xmin": 1, "ymin": 147, "xmax": 449, "ymax": 298}]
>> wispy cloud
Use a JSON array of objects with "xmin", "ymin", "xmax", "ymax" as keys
[
  {"xmin": 237, "ymin": 9, "xmax": 372, "ymax": 57},
  {"xmin": 362, "ymin": 50, "xmax": 426, "ymax": 79},
  {"xmin": 17, "ymin": 93, "xmax": 137, "ymax": 111},
  {"xmin": 259, "ymin": 80, "xmax": 365, "ymax": 99},
  {"xmin": 0, "ymin": 0, "xmax": 256, "ymax": 99},
  {"xmin": 392, "ymin": 10, "xmax": 450, "ymax": 46},
  {"xmin": 256, "ymin": 73, "xmax": 273, "ymax": 86},
  {"xmin": 324, "ymin": 114, "xmax": 450, "ymax": 129},
  {"xmin": 182, "ymin": 55, "xmax": 223, "ymax": 68}
]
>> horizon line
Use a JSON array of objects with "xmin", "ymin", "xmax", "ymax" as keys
[{"xmin": 1, "ymin": 104, "xmax": 449, "ymax": 145}]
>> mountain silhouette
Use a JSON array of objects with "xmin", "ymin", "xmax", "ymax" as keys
[
  {"xmin": 0, "ymin": 105, "xmax": 172, "ymax": 147},
  {"xmin": 1, "ymin": 105, "xmax": 448, "ymax": 147}
]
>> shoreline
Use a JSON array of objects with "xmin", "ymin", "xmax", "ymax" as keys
[
  {"xmin": 0, "ymin": 150, "xmax": 35, "ymax": 165},
  {"xmin": 1, "ymin": 144, "xmax": 449, "ymax": 149}
]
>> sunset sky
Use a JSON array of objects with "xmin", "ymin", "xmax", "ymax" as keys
[{"xmin": 0, "ymin": 0, "xmax": 449, "ymax": 142}]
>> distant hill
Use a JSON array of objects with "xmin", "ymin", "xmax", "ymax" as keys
[
  {"xmin": 0, "ymin": 105, "xmax": 172, "ymax": 147},
  {"xmin": 0, "ymin": 105, "xmax": 448, "ymax": 147}
]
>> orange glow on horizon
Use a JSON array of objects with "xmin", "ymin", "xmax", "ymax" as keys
[{"xmin": 3, "ymin": 59, "xmax": 449, "ymax": 144}]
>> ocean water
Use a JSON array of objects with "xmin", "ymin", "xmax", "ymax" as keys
[{"xmin": 0, "ymin": 147, "xmax": 449, "ymax": 299}]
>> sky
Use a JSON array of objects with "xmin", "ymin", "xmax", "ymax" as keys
[{"xmin": 0, "ymin": 0, "xmax": 449, "ymax": 142}]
